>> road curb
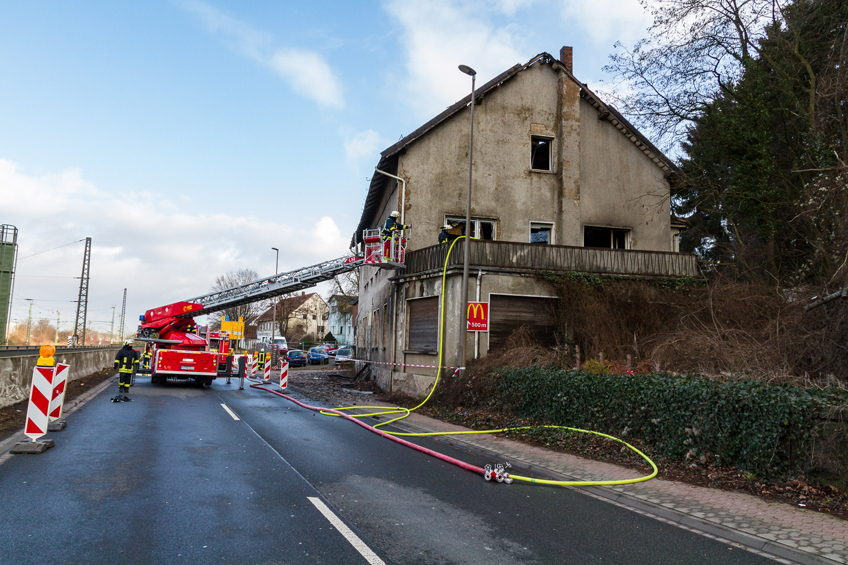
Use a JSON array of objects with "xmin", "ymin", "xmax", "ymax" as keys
[
  {"xmin": 0, "ymin": 373, "xmax": 118, "ymax": 462},
  {"xmin": 390, "ymin": 417, "xmax": 838, "ymax": 565}
]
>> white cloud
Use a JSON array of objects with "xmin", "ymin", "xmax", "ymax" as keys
[
  {"xmin": 342, "ymin": 129, "xmax": 384, "ymax": 178},
  {"xmin": 179, "ymin": 0, "xmax": 344, "ymax": 109},
  {"xmin": 269, "ymin": 48, "xmax": 344, "ymax": 109},
  {"xmin": 384, "ymin": 0, "xmax": 527, "ymax": 118},
  {"xmin": 0, "ymin": 159, "xmax": 350, "ymax": 335},
  {"xmin": 559, "ymin": 0, "xmax": 651, "ymax": 46}
]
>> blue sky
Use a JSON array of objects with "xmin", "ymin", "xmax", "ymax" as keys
[{"xmin": 1, "ymin": 0, "xmax": 652, "ymax": 337}]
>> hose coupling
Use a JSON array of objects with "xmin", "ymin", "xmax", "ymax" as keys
[{"xmin": 484, "ymin": 462, "xmax": 513, "ymax": 484}]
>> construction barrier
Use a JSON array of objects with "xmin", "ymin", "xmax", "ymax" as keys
[
  {"xmin": 24, "ymin": 365, "xmax": 55, "ymax": 441},
  {"xmin": 48, "ymin": 363, "xmax": 70, "ymax": 421},
  {"xmin": 250, "ymin": 355, "xmax": 258, "ymax": 378},
  {"xmin": 279, "ymin": 362, "xmax": 288, "ymax": 390},
  {"xmin": 263, "ymin": 360, "xmax": 271, "ymax": 383}
]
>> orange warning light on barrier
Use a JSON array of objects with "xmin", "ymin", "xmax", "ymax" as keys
[{"xmin": 37, "ymin": 344, "xmax": 56, "ymax": 367}]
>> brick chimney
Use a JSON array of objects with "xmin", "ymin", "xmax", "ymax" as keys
[{"xmin": 560, "ymin": 46, "xmax": 573, "ymax": 73}]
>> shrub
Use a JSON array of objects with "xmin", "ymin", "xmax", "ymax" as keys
[{"xmin": 496, "ymin": 367, "xmax": 846, "ymax": 479}]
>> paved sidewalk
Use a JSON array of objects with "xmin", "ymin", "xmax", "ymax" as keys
[{"xmin": 346, "ymin": 405, "xmax": 848, "ymax": 565}]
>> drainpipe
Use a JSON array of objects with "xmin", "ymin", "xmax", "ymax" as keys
[
  {"xmin": 474, "ymin": 270, "xmax": 483, "ymax": 359},
  {"xmin": 374, "ymin": 168, "xmax": 406, "ymax": 225}
]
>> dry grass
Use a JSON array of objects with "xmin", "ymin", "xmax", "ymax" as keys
[{"xmin": 548, "ymin": 274, "xmax": 848, "ymax": 386}]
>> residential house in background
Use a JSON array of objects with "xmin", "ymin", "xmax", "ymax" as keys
[
  {"xmin": 252, "ymin": 292, "xmax": 329, "ymax": 344},
  {"xmin": 352, "ymin": 47, "xmax": 697, "ymax": 396},
  {"xmin": 327, "ymin": 295, "xmax": 357, "ymax": 345}
]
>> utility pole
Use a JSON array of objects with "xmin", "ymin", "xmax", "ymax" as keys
[
  {"xmin": 110, "ymin": 306, "xmax": 115, "ymax": 344},
  {"xmin": 73, "ymin": 237, "xmax": 91, "ymax": 346},
  {"xmin": 25, "ymin": 300, "xmax": 33, "ymax": 345},
  {"xmin": 56, "ymin": 311, "xmax": 60, "ymax": 343},
  {"xmin": 271, "ymin": 247, "xmax": 279, "ymax": 366},
  {"xmin": 118, "ymin": 288, "xmax": 126, "ymax": 340}
]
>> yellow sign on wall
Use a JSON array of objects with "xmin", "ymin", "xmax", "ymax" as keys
[{"xmin": 220, "ymin": 316, "xmax": 244, "ymax": 339}]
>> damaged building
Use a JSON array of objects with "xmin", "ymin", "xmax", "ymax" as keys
[{"xmin": 352, "ymin": 47, "xmax": 697, "ymax": 396}]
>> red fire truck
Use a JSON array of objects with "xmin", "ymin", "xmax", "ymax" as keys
[{"xmin": 136, "ymin": 301, "xmax": 219, "ymax": 385}]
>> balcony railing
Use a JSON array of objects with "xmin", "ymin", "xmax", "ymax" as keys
[{"xmin": 403, "ymin": 240, "xmax": 699, "ymax": 278}]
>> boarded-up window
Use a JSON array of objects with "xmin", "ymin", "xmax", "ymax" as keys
[
  {"xmin": 489, "ymin": 295, "xmax": 558, "ymax": 351},
  {"xmin": 407, "ymin": 297, "xmax": 438, "ymax": 353}
]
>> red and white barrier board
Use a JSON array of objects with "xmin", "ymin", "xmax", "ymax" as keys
[
  {"xmin": 49, "ymin": 363, "xmax": 70, "ymax": 420},
  {"xmin": 263, "ymin": 361, "xmax": 271, "ymax": 382},
  {"xmin": 279, "ymin": 362, "xmax": 288, "ymax": 390},
  {"xmin": 251, "ymin": 356, "xmax": 258, "ymax": 377},
  {"xmin": 25, "ymin": 366, "xmax": 55, "ymax": 441}
]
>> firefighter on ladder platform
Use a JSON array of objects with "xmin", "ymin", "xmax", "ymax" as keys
[
  {"xmin": 112, "ymin": 340, "xmax": 139, "ymax": 403},
  {"xmin": 381, "ymin": 211, "xmax": 410, "ymax": 262}
]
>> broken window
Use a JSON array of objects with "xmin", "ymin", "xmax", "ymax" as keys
[
  {"xmin": 531, "ymin": 136, "xmax": 552, "ymax": 171},
  {"xmin": 445, "ymin": 216, "xmax": 497, "ymax": 241},
  {"xmin": 530, "ymin": 222, "xmax": 554, "ymax": 245},
  {"xmin": 584, "ymin": 226, "xmax": 629, "ymax": 249}
]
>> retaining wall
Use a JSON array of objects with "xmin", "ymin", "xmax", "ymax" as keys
[{"xmin": 0, "ymin": 349, "xmax": 118, "ymax": 409}]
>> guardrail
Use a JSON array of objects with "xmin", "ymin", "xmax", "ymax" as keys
[{"xmin": 0, "ymin": 345, "xmax": 119, "ymax": 357}]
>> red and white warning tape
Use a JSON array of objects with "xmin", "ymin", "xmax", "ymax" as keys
[{"xmin": 348, "ymin": 358, "xmax": 465, "ymax": 371}]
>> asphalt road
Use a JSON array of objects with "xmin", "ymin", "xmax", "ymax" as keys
[{"xmin": 0, "ymin": 377, "xmax": 777, "ymax": 565}]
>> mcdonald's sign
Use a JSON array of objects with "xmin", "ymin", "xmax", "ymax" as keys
[{"xmin": 467, "ymin": 302, "xmax": 488, "ymax": 332}]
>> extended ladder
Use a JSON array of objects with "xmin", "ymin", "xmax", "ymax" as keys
[{"xmin": 178, "ymin": 255, "xmax": 364, "ymax": 318}]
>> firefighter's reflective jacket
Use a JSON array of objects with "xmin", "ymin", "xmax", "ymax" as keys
[
  {"xmin": 114, "ymin": 345, "xmax": 140, "ymax": 374},
  {"xmin": 382, "ymin": 217, "xmax": 409, "ymax": 240}
]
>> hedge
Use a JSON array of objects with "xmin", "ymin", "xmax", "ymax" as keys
[{"xmin": 496, "ymin": 368, "xmax": 846, "ymax": 478}]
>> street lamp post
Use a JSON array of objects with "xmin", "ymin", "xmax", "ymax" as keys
[
  {"xmin": 457, "ymin": 64, "xmax": 476, "ymax": 373},
  {"xmin": 271, "ymin": 247, "xmax": 279, "ymax": 365}
]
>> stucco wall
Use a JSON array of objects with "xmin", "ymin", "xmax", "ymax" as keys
[
  {"xmin": 0, "ymin": 348, "xmax": 118, "ymax": 409},
  {"xmin": 578, "ymin": 98, "xmax": 672, "ymax": 251}
]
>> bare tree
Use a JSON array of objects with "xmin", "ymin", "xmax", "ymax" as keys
[
  {"xmin": 604, "ymin": 0, "xmax": 788, "ymax": 150},
  {"xmin": 331, "ymin": 268, "xmax": 359, "ymax": 298},
  {"xmin": 208, "ymin": 269, "xmax": 262, "ymax": 329}
]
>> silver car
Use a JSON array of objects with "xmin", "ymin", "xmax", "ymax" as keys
[{"xmin": 335, "ymin": 347, "xmax": 353, "ymax": 362}]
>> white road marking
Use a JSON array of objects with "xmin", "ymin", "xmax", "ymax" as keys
[
  {"xmin": 307, "ymin": 497, "xmax": 385, "ymax": 565},
  {"xmin": 220, "ymin": 403, "xmax": 240, "ymax": 421}
]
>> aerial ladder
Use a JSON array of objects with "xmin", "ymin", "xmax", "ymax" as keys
[{"xmin": 136, "ymin": 229, "xmax": 408, "ymax": 385}]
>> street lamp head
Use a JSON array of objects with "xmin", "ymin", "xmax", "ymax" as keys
[
  {"xmin": 458, "ymin": 64, "xmax": 476, "ymax": 76},
  {"xmin": 271, "ymin": 247, "xmax": 278, "ymax": 252}
]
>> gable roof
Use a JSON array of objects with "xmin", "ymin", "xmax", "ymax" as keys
[
  {"xmin": 253, "ymin": 292, "xmax": 315, "ymax": 323},
  {"xmin": 353, "ymin": 52, "xmax": 678, "ymax": 243}
]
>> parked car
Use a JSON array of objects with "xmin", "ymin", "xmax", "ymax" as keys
[
  {"xmin": 335, "ymin": 347, "xmax": 353, "ymax": 363},
  {"xmin": 307, "ymin": 347, "xmax": 329, "ymax": 365},
  {"xmin": 287, "ymin": 349, "xmax": 307, "ymax": 368},
  {"xmin": 266, "ymin": 337, "xmax": 288, "ymax": 356},
  {"xmin": 322, "ymin": 343, "xmax": 339, "ymax": 356}
]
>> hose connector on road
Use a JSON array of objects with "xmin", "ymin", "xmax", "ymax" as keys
[{"xmin": 484, "ymin": 462, "xmax": 512, "ymax": 484}]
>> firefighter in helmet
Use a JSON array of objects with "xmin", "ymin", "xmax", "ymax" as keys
[
  {"xmin": 112, "ymin": 340, "xmax": 139, "ymax": 402},
  {"xmin": 438, "ymin": 223, "xmax": 455, "ymax": 244},
  {"xmin": 382, "ymin": 211, "xmax": 410, "ymax": 239},
  {"xmin": 381, "ymin": 211, "xmax": 410, "ymax": 261}
]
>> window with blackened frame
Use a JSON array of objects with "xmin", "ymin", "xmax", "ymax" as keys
[
  {"xmin": 407, "ymin": 297, "xmax": 438, "ymax": 353},
  {"xmin": 584, "ymin": 226, "xmax": 629, "ymax": 249},
  {"xmin": 531, "ymin": 136, "xmax": 552, "ymax": 171},
  {"xmin": 445, "ymin": 216, "xmax": 496, "ymax": 241}
]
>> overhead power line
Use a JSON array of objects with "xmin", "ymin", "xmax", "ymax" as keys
[{"xmin": 18, "ymin": 239, "xmax": 85, "ymax": 260}]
